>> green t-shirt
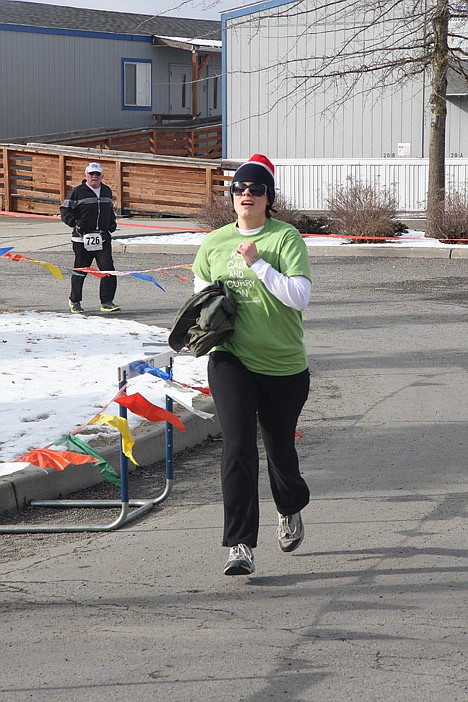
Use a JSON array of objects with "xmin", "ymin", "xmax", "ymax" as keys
[{"xmin": 192, "ymin": 218, "xmax": 311, "ymax": 375}]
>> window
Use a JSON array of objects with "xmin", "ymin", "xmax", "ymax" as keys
[
  {"xmin": 181, "ymin": 72, "xmax": 187, "ymax": 109},
  {"xmin": 122, "ymin": 59, "xmax": 152, "ymax": 110},
  {"xmin": 213, "ymin": 76, "xmax": 218, "ymax": 110}
]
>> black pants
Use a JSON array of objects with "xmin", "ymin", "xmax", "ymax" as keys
[
  {"xmin": 70, "ymin": 238, "xmax": 117, "ymax": 304},
  {"xmin": 208, "ymin": 351, "xmax": 310, "ymax": 548}
]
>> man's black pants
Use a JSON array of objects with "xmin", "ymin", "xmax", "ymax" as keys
[
  {"xmin": 70, "ymin": 238, "xmax": 117, "ymax": 304},
  {"xmin": 208, "ymin": 350, "xmax": 310, "ymax": 548}
]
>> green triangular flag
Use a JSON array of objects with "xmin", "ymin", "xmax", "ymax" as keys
[{"xmin": 58, "ymin": 434, "xmax": 121, "ymax": 487}]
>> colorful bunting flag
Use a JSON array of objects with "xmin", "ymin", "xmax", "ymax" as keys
[
  {"xmin": 0, "ymin": 246, "xmax": 191, "ymax": 287},
  {"xmin": 58, "ymin": 434, "xmax": 120, "ymax": 486},
  {"xmin": 178, "ymin": 382, "xmax": 211, "ymax": 396},
  {"xmin": 29, "ymin": 259, "xmax": 63, "ymax": 280},
  {"xmin": 89, "ymin": 413, "xmax": 138, "ymax": 465},
  {"xmin": 4, "ymin": 252, "xmax": 26, "ymax": 262},
  {"xmin": 163, "ymin": 381, "xmax": 214, "ymax": 420},
  {"xmin": 15, "ymin": 448, "xmax": 100, "ymax": 471},
  {"xmin": 74, "ymin": 267, "xmax": 110, "ymax": 279},
  {"xmin": 115, "ymin": 392, "xmax": 185, "ymax": 432},
  {"xmin": 129, "ymin": 272, "xmax": 165, "ymax": 290},
  {"xmin": 129, "ymin": 360, "xmax": 172, "ymax": 381}
]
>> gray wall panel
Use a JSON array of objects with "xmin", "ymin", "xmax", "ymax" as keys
[
  {"xmin": 225, "ymin": 0, "xmax": 463, "ymax": 161},
  {"xmin": 0, "ymin": 28, "xmax": 221, "ymax": 140},
  {"xmin": 447, "ymin": 98, "xmax": 468, "ymax": 159}
]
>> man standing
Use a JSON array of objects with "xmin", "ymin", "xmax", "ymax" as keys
[{"xmin": 60, "ymin": 162, "xmax": 121, "ymax": 314}]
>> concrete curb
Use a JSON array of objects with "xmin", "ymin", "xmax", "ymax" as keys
[{"xmin": 0, "ymin": 398, "xmax": 220, "ymax": 516}]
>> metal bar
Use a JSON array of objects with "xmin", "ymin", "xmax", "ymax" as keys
[
  {"xmin": 0, "ymin": 503, "xmax": 131, "ymax": 534},
  {"xmin": 151, "ymin": 360, "xmax": 175, "ymax": 506},
  {"xmin": 32, "ymin": 499, "xmax": 151, "ymax": 508},
  {"xmin": 152, "ymin": 479, "xmax": 173, "ymax": 506},
  {"xmin": 165, "ymin": 363, "xmax": 174, "ymax": 482},
  {"xmin": 119, "ymin": 370, "xmax": 130, "ymax": 504}
]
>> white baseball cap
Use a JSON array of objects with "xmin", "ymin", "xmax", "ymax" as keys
[{"xmin": 85, "ymin": 162, "xmax": 103, "ymax": 174}]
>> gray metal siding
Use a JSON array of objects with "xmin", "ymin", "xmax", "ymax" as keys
[
  {"xmin": 273, "ymin": 158, "xmax": 468, "ymax": 211},
  {"xmin": 0, "ymin": 30, "xmax": 151, "ymax": 139},
  {"xmin": 447, "ymin": 98, "xmax": 468, "ymax": 157},
  {"xmin": 224, "ymin": 0, "xmax": 463, "ymax": 161},
  {"xmin": 0, "ymin": 28, "xmax": 221, "ymax": 140}
]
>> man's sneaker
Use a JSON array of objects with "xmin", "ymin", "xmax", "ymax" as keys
[
  {"xmin": 100, "ymin": 301, "xmax": 121, "ymax": 313},
  {"xmin": 224, "ymin": 544, "xmax": 255, "ymax": 576},
  {"xmin": 69, "ymin": 300, "xmax": 84, "ymax": 314},
  {"xmin": 277, "ymin": 512, "xmax": 304, "ymax": 553}
]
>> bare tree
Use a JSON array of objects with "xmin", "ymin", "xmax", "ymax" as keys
[
  {"xmin": 226, "ymin": 0, "xmax": 468, "ymax": 237},
  {"xmin": 427, "ymin": 0, "xmax": 451, "ymax": 236}
]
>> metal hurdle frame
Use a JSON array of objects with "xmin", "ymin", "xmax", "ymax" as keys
[{"xmin": 0, "ymin": 350, "xmax": 176, "ymax": 534}]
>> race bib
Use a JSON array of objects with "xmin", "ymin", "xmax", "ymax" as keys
[{"xmin": 83, "ymin": 232, "xmax": 103, "ymax": 251}]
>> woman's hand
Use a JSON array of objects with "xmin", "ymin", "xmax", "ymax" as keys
[{"xmin": 236, "ymin": 241, "xmax": 259, "ymax": 266}]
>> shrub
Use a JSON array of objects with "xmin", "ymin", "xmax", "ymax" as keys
[
  {"xmin": 196, "ymin": 192, "xmax": 330, "ymax": 233},
  {"xmin": 196, "ymin": 194, "xmax": 233, "ymax": 230},
  {"xmin": 272, "ymin": 193, "xmax": 330, "ymax": 233},
  {"xmin": 326, "ymin": 180, "xmax": 407, "ymax": 243},
  {"xmin": 427, "ymin": 190, "xmax": 468, "ymax": 243}
]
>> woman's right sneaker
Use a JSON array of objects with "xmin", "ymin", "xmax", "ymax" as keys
[
  {"xmin": 224, "ymin": 543, "xmax": 255, "ymax": 576},
  {"xmin": 277, "ymin": 512, "xmax": 304, "ymax": 552}
]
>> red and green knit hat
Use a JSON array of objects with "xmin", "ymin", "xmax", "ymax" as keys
[{"xmin": 232, "ymin": 154, "xmax": 276, "ymax": 204}]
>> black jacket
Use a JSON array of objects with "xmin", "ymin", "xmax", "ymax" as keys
[
  {"xmin": 60, "ymin": 180, "xmax": 117, "ymax": 237},
  {"xmin": 169, "ymin": 280, "xmax": 237, "ymax": 358}
]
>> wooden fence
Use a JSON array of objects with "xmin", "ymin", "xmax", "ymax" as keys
[
  {"xmin": 59, "ymin": 124, "xmax": 222, "ymax": 160},
  {"xmin": 0, "ymin": 144, "xmax": 230, "ymax": 217}
]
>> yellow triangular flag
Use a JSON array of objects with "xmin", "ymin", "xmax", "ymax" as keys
[
  {"xmin": 89, "ymin": 413, "xmax": 138, "ymax": 465},
  {"xmin": 30, "ymin": 259, "xmax": 63, "ymax": 280}
]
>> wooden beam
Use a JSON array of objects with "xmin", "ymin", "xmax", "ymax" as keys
[
  {"xmin": 3, "ymin": 147, "xmax": 11, "ymax": 211},
  {"xmin": 114, "ymin": 161, "xmax": 123, "ymax": 215},
  {"xmin": 206, "ymin": 167, "xmax": 213, "ymax": 204},
  {"xmin": 191, "ymin": 51, "xmax": 199, "ymax": 119},
  {"xmin": 199, "ymin": 54, "xmax": 210, "ymax": 76},
  {"xmin": 59, "ymin": 154, "xmax": 66, "ymax": 203}
]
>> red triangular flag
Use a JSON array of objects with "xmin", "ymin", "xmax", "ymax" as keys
[
  {"xmin": 74, "ymin": 266, "xmax": 109, "ymax": 279},
  {"xmin": 115, "ymin": 392, "xmax": 185, "ymax": 432},
  {"xmin": 4, "ymin": 252, "xmax": 26, "ymax": 262}
]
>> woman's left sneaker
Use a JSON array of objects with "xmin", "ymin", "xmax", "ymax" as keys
[{"xmin": 224, "ymin": 543, "xmax": 255, "ymax": 576}]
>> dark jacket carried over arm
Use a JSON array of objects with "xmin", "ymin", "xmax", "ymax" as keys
[
  {"xmin": 169, "ymin": 280, "xmax": 237, "ymax": 358},
  {"xmin": 60, "ymin": 180, "xmax": 117, "ymax": 238}
]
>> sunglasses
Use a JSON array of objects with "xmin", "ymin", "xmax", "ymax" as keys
[
  {"xmin": 231, "ymin": 181, "xmax": 268, "ymax": 197},
  {"xmin": 88, "ymin": 171, "xmax": 102, "ymax": 176}
]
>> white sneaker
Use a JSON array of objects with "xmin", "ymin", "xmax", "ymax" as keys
[
  {"xmin": 224, "ymin": 543, "xmax": 255, "ymax": 576},
  {"xmin": 277, "ymin": 512, "xmax": 304, "ymax": 552}
]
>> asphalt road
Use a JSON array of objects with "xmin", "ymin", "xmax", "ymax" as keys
[{"xmin": 1, "ymin": 252, "xmax": 468, "ymax": 701}]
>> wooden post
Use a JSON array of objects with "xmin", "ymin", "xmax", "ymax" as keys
[
  {"xmin": 191, "ymin": 51, "xmax": 198, "ymax": 119},
  {"xmin": 150, "ymin": 130, "xmax": 157, "ymax": 155},
  {"xmin": 114, "ymin": 161, "xmax": 123, "ymax": 215},
  {"xmin": 206, "ymin": 167, "xmax": 213, "ymax": 204},
  {"xmin": 199, "ymin": 55, "xmax": 210, "ymax": 76},
  {"xmin": 3, "ymin": 147, "xmax": 11, "ymax": 212},
  {"xmin": 59, "ymin": 154, "xmax": 66, "ymax": 203},
  {"xmin": 188, "ymin": 130, "xmax": 195, "ymax": 158}
]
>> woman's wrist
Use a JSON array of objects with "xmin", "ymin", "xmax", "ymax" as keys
[{"xmin": 246, "ymin": 254, "xmax": 261, "ymax": 267}]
